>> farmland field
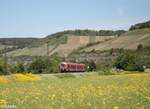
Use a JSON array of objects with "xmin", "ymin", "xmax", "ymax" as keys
[{"xmin": 0, "ymin": 73, "xmax": 150, "ymax": 109}]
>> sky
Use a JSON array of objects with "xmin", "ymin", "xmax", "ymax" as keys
[{"xmin": 0, "ymin": 0, "xmax": 150, "ymax": 38}]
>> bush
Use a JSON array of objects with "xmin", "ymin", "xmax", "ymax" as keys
[
  {"xmin": 14, "ymin": 63, "xmax": 25, "ymax": 73},
  {"xmin": 28, "ymin": 57, "xmax": 61, "ymax": 74},
  {"xmin": 114, "ymin": 53, "xmax": 144, "ymax": 72},
  {"xmin": 0, "ymin": 66, "xmax": 4, "ymax": 75},
  {"xmin": 0, "ymin": 58, "xmax": 6, "ymax": 75},
  {"xmin": 137, "ymin": 44, "xmax": 143, "ymax": 51},
  {"xmin": 81, "ymin": 60, "xmax": 96, "ymax": 72},
  {"xmin": 48, "ymin": 57, "xmax": 61, "ymax": 73},
  {"xmin": 28, "ymin": 58, "xmax": 50, "ymax": 74}
]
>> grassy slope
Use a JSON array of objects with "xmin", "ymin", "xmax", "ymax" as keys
[
  {"xmin": 82, "ymin": 28, "xmax": 150, "ymax": 52},
  {"xmin": 0, "ymin": 45, "xmax": 14, "ymax": 50},
  {"xmin": 7, "ymin": 44, "xmax": 53, "ymax": 56},
  {"xmin": 1, "ymin": 28, "xmax": 150, "ymax": 57},
  {"xmin": 6, "ymin": 35, "xmax": 68, "ymax": 57},
  {"xmin": 0, "ymin": 73, "xmax": 150, "ymax": 109},
  {"xmin": 6, "ymin": 35, "xmax": 115, "ymax": 57}
]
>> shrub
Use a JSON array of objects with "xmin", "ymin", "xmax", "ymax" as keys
[
  {"xmin": 81, "ymin": 60, "xmax": 96, "ymax": 72},
  {"xmin": 137, "ymin": 44, "xmax": 143, "ymax": 51},
  {"xmin": 27, "ymin": 58, "xmax": 49, "ymax": 74},
  {"xmin": 48, "ymin": 57, "xmax": 61, "ymax": 73},
  {"xmin": 28, "ymin": 57, "xmax": 61, "ymax": 74},
  {"xmin": 14, "ymin": 63, "xmax": 25, "ymax": 73},
  {"xmin": 0, "ymin": 58, "xmax": 6, "ymax": 75},
  {"xmin": 114, "ymin": 53, "xmax": 144, "ymax": 72},
  {"xmin": 0, "ymin": 66, "xmax": 4, "ymax": 75}
]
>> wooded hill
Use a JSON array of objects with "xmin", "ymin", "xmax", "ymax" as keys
[{"xmin": 0, "ymin": 20, "xmax": 150, "ymax": 58}]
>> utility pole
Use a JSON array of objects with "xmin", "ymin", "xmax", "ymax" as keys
[{"xmin": 46, "ymin": 41, "xmax": 49, "ymax": 57}]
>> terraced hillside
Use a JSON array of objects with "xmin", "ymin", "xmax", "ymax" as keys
[
  {"xmin": 81, "ymin": 28, "xmax": 150, "ymax": 52},
  {"xmin": 1, "ymin": 28, "xmax": 150, "ymax": 57},
  {"xmin": 6, "ymin": 35, "xmax": 115, "ymax": 57}
]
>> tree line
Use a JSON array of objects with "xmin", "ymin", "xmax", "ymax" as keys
[
  {"xmin": 129, "ymin": 20, "xmax": 150, "ymax": 31},
  {"xmin": 47, "ymin": 29, "xmax": 126, "ymax": 38}
]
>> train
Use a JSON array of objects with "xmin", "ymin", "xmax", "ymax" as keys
[{"xmin": 59, "ymin": 62, "xmax": 86, "ymax": 72}]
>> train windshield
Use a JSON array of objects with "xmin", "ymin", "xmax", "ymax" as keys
[{"xmin": 60, "ymin": 64, "xmax": 65, "ymax": 67}]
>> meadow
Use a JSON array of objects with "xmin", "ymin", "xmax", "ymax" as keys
[{"xmin": 0, "ymin": 72, "xmax": 150, "ymax": 109}]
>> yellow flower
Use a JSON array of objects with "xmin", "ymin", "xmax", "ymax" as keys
[
  {"xmin": 114, "ymin": 106, "xmax": 119, "ymax": 109},
  {"xmin": 35, "ymin": 96, "xmax": 39, "ymax": 100},
  {"xmin": 0, "ymin": 99, "xmax": 7, "ymax": 106},
  {"xmin": 0, "ymin": 77, "xmax": 9, "ymax": 84},
  {"xmin": 51, "ymin": 94, "xmax": 56, "ymax": 100},
  {"xmin": 11, "ymin": 73, "xmax": 41, "ymax": 81},
  {"xmin": 145, "ymin": 96, "xmax": 150, "ymax": 101}
]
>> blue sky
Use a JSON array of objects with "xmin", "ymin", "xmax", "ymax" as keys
[{"xmin": 0, "ymin": 0, "xmax": 150, "ymax": 38}]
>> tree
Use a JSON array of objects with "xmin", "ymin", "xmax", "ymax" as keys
[
  {"xmin": 0, "ymin": 58, "xmax": 6, "ymax": 75},
  {"xmin": 129, "ymin": 20, "xmax": 150, "ymax": 31},
  {"xmin": 14, "ymin": 63, "xmax": 25, "ymax": 73},
  {"xmin": 28, "ymin": 58, "xmax": 47, "ymax": 73},
  {"xmin": 48, "ymin": 57, "xmax": 61, "ymax": 73},
  {"xmin": 109, "ymin": 48, "xmax": 114, "ymax": 55},
  {"xmin": 114, "ymin": 53, "xmax": 144, "ymax": 72},
  {"xmin": 86, "ymin": 60, "xmax": 96, "ymax": 72},
  {"xmin": 27, "ymin": 57, "xmax": 61, "ymax": 74},
  {"xmin": 137, "ymin": 44, "xmax": 143, "ymax": 51},
  {"xmin": 0, "ymin": 66, "xmax": 4, "ymax": 75}
]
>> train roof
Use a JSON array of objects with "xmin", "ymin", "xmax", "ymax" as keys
[{"xmin": 60, "ymin": 62, "xmax": 85, "ymax": 65}]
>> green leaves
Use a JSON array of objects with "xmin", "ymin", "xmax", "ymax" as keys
[{"xmin": 114, "ymin": 52, "xmax": 144, "ymax": 72}]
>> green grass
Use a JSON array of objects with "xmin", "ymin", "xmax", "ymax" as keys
[
  {"xmin": 55, "ymin": 74, "xmax": 76, "ymax": 79},
  {"xmin": 0, "ymin": 72, "xmax": 150, "ymax": 109}
]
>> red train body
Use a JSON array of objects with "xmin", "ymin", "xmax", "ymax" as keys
[{"xmin": 59, "ymin": 62, "xmax": 86, "ymax": 72}]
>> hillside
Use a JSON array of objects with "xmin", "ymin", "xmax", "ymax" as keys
[
  {"xmin": 129, "ymin": 20, "xmax": 150, "ymax": 30},
  {"xmin": 0, "ymin": 38, "xmax": 40, "ymax": 54},
  {"xmin": 48, "ymin": 35, "xmax": 115, "ymax": 57},
  {"xmin": 0, "ymin": 29, "xmax": 121, "ymax": 57},
  {"xmin": 80, "ymin": 28, "xmax": 150, "ymax": 52},
  {"xmin": 6, "ymin": 35, "xmax": 115, "ymax": 57},
  {"xmin": 0, "ymin": 38, "xmax": 39, "ymax": 47},
  {"xmin": 0, "ymin": 23, "xmax": 150, "ymax": 58}
]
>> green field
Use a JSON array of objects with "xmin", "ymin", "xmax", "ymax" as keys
[{"xmin": 0, "ymin": 73, "xmax": 150, "ymax": 109}]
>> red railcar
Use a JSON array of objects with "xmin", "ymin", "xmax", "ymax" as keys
[{"xmin": 59, "ymin": 62, "xmax": 86, "ymax": 72}]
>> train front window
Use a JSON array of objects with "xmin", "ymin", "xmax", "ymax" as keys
[
  {"xmin": 61, "ymin": 64, "xmax": 64, "ymax": 67},
  {"xmin": 61, "ymin": 64, "xmax": 65, "ymax": 67}
]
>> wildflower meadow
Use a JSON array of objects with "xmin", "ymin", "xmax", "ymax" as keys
[{"xmin": 0, "ymin": 72, "xmax": 150, "ymax": 109}]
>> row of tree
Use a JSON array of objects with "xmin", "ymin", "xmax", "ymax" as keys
[
  {"xmin": 0, "ymin": 57, "xmax": 97, "ymax": 75},
  {"xmin": 129, "ymin": 20, "xmax": 150, "ymax": 31},
  {"xmin": 0, "ymin": 57, "xmax": 61, "ymax": 75},
  {"xmin": 47, "ymin": 29, "xmax": 126, "ymax": 38}
]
